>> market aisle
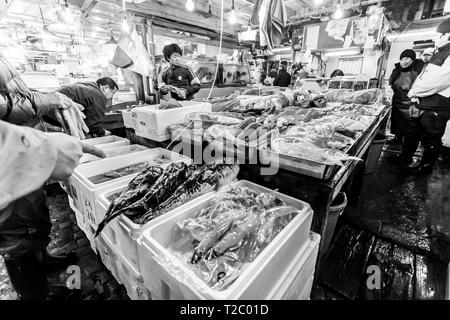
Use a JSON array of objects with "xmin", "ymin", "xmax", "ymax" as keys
[
  {"xmin": 0, "ymin": 185, "xmax": 129, "ymax": 300},
  {"xmin": 313, "ymin": 150, "xmax": 450, "ymax": 300}
]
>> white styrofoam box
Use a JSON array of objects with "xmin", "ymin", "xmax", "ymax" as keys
[
  {"xmin": 135, "ymin": 129, "xmax": 171, "ymax": 142},
  {"xmin": 83, "ymin": 135, "xmax": 128, "ymax": 146},
  {"xmin": 134, "ymin": 101, "xmax": 212, "ymax": 137},
  {"xmin": 267, "ymin": 233, "xmax": 320, "ymax": 300},
  {"xmin": 71, "ymin": 148, "xmax": 192, "ymax": 231},
  {"xmin": 122, "ymin": 110, "xmax": 138, "ymax": 130},
  {"xmin": 69, "ymin": 196, "xmax": 97, "ymax": 254},
  {"xmin": 139, "ymin": 180, "xmax": 313, "ymax": 300},
  {"xmin": 96, "ymin": 183, "xmax": 213, "ymax": 274},
  {"xmin": 80, "ymin": 144, "xmax": 148, "ymax": 164},
  {"xmin": 96, "ymin": 233, "xmax": 150, "ymax": 300}
]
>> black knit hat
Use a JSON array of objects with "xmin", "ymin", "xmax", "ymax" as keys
[
  {"xmin": 436, "ymin": 16, "xmax": 450, "ymax": 34},
  {"xmin": 400, "ymin": 49, "xmax": 416, "ymax": 60},
  {"xmin": 163, "ymin": 44, "xmax": 182, "ymax": 62}
]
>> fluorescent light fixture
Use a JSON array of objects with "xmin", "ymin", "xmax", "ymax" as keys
[
  {"xmin": 324, "ymin": 48, "xmax": 361, "ymax": 57},
  {"xmin": 186, "ymin": 0, "xmax": 194, "ymax": 11},
  {"xmin": 386, "ymin": 29, "xmax": 438, "ymax": 41},
  {"xmin": 271, "ymin": 46, "xmax": 291, "ymax": 53},
  {"xmin": 315, "ymin": 0, "xmax": 324, "ymax": 4}
]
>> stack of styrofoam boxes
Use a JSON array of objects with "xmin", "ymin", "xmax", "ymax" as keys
[
  {"xmin": 122, "ymin": 109, "xmax": 138, "ymax": 131},
  {"xmin": 137, "ymin": 180, "xmax": 320, "ymax": 300},
  {"xmin": 133, "ymin": 101, "xmax": 212, "ymax": 141},
  {"xmin": 66, "ymin": 135, "xmax": 130, "ymax": 249},
  {"xmin": 80, "ymin": 144, "xmax": 149, "ymax": 164},
  {"xmin": 69, "ymin": 148, "xmax": 191, "ymax": 251},
  {"xmin": 86, "ymin": 149, "xmax": 193, "ymax": 299}
]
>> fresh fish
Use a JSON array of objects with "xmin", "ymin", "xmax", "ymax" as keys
[
  {"xmin": 152, "ymin": 163, "xmax": 240, "ymax": 221},
  {"xmin": 94, "ymin": 166, "xmax": 164, "ymax": 237},
  {"xmin": 127, "ymin": 162, "xmax": 189, "ymax": 223},
  {"xmin": 206, "ymin": 214, "xmax": 259, "ymax": 260}
]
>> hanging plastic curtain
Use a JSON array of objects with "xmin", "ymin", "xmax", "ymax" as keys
[
  {"xmin": 259, "ymin": 0, "xmax": 287, "ymax": 50},
  {"xmin": 111, "ymin": 26, "xmax": 154, "ymax": 77}
]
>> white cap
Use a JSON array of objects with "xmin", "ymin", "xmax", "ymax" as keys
[{"xmin": 423, "ymin": 47, "xmax": 434, "ymax": 56}]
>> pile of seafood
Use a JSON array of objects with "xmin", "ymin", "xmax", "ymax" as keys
[
  {"xmin": 95, "ymin": 162, "xmax": 239, "ymax": 236},
  {"xmin": 168, "ymin": 185, "xmax": 300, "ymax": 290}
]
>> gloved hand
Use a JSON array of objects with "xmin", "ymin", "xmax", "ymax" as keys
[
  {"xmin": 174, "ymin": 88, "xmax": 187, "ymax": 100},
  {"xmin": 46, "ymin": 92, "xmax": 85, "ymax": 111},
  {"xmin": 61, "ymin": 105, "xmax": 89, "ymax": 140},
  {"xmin": 45, "ymin": 132, "xmax": 105, "ymax": 180}
]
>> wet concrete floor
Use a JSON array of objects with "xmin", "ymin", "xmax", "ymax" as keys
[{"xmin": 313, "ymin": 148, "xmax": 450, "ymax": 300}]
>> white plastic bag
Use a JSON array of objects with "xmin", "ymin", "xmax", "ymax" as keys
[{"xmin": 442, "ymin": 120, "xmax": 450, "ymax": 147}]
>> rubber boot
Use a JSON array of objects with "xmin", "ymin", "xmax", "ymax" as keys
[
  {"xmin": 442, "ymin": 146, "xmax": 450, "ymax": 164},
  {"xmin": 409, "ymin": 146, "xmax": 440, "ymax": 175}
]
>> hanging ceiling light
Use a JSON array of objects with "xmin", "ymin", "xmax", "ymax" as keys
[
  {"xmin": 229, "ymin": 0, "xmax": 237, "ymax": 24},
  {"xmin": 186, "ymin": 0, "xmax": 195, "ymax": 12},
  {"xmin": 105, "ymin": 24, "xmax": 117, "ymax": 44},
  {"xmin": 333, "ymin": 4, "xmax": 344, "ymax": 19},
  {"xmin": 121, "ymin": 0, "xmax": 130, "ymax": 33}
]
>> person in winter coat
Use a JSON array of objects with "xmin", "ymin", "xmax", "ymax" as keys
[
  {"xmin": 273, "ymin": 61, "xmax": 291, "ymax": 87},
  {"xmin": 158, "ymin": 44, "xmax": 201, "ymax": 101},
  {"xmin": 403, "ymin": 17, "xmax": 450, "ymax": 174},
  {"xmin": 388, "ymin": 49, "xmax": 425, "ymax": 145},
  {"xmin": 0, "ymin": 55, "xmax": 102, "ymax": 300}
]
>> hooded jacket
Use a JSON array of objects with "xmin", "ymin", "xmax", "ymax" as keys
[{"xmin": 389, "ymin": 59, "xmax": 424, "ymax": 107}]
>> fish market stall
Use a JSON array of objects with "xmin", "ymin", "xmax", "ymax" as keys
[{"xmin": 167, "ymin": 88, "xmax": 391, "ymax": 262}]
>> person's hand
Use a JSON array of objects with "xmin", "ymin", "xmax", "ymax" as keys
[
  {"xmin": 160, "ymin": 85, "xmax": 170, "ymax": 94},
  {"xmin": 104, "ymin": 129, "xmax": 112, "ymax": 136},
  {"xmin": 46, "ymin": 133, "xmax": 106, "ymax": 180},
  {"xmin": 175, "ymin": 88, "xmax": 187, "ymax": 99}
]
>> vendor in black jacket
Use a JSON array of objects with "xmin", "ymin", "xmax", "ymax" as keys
[
  {"xmin": 56, "ymin": 77, "xmax": 118, "ymax": 137},
  {"xmin": 158, "ymin": 44, "xmax": 201, "ymax": 101},
  {"xmin": 273, "ymin": 61, "xmax": 291, "ymax": 87},
  {"xmin": 388, "ymin": 50, "xmax": 424, "ymax": 145}
]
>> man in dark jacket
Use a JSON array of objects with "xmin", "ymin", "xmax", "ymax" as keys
[
  {"xmin": 404, "ymin": 17, "xmax": 450, "ymax": 174},
  {"xmin": 273, "ymin": 61, "xmax": 291, "ymax": 87},
  {"xmin": 56, "ymin": 77, "xmax": 118, "ymax": 137},
  {"xmin": 388, "ymin": 49, "xmax": 424, "ymax": 145},
  {"xmin": 158, "ymin": 44, "xmax": 201, "ymax": 101}
]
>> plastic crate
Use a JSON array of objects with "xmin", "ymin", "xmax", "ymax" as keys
[
  {"xmin": 80, "ymin": 144, "xmax": 148, "ymax": 164},
  {"xmin": 96, "ymin": 184, "xmax": 214, "ymax": 273},
  {"xmin": 95, "ymin": 233, "xmax": 150, "ymax": 300},
  {"xmin": 69, "ymin": 148, "xmax": 191, "ymax": 230},
  {"xmin": 139, "ymin": 180, "xmax": 313, "ymax": 300},
  {"xmin": 135, "ymin": 129, "xmax": 171, "ymax": 142},
  {"xmin": 134, "ymin": 101, "xmax": 212, "ymax": 137},
  {"xmin": 267, "ymin": 233, "xmax": 320, "ymax": 300}
]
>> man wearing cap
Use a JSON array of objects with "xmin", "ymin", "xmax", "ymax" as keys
[
  {"xmin": 421, "ymin": 47, "xmax": 434, "ymax": 64},
  {"xmin": 405, "ymin": 17, "xmax": 450, "ymax": 173}
]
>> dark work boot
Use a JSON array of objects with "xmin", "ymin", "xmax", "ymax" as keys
[
  {"xmin": 39, "ymin": 251, "xmax": 77, "ymax": 267},
  {"xmin": 409, "ymin": 146, "xmax": 440, "ymax": 175}
]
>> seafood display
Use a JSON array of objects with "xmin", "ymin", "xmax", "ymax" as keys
[
  {"xmin": 169, "ymin": 185, "xmax": 300, "ymax": 290},
  {"xmin": 95, "ymin": 162, "xmax": 239, "ymax": 236}
]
